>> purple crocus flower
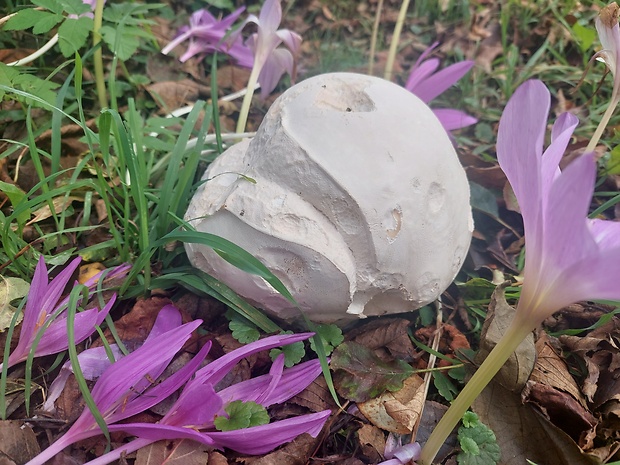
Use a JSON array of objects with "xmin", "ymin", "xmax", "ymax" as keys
[
  {"xmin": 418, "ymin": 79, "xmax": 620, "ymax": 464},
  {"xmin": 26, "ymin": 318, "xmax": 208, "ymax": 465},
  {"xmin": 41, "ymin": 305, "xmax": 183, "ymax": 413},
  {"xmin": 82, "ymin": 333, "xmax": 330, "ymax": 465},
  {"xmin": 1, "ymin": 257, "xmax": 128, "ymax": 371},
  {"xmin": 497, "ymin": 79, "xmax": 620, "ymax": 326},
  {"xmin": 161, "ymin": 8, "xmax": 253, "ymax": 66},
  {"xmin": 405, "ymin": 42, "xmax": 477, "ymax": 132},
  {"xmin": 231, "ymin": 0, "xmax": 302, "ymax": 98}
]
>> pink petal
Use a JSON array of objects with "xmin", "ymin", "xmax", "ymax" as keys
[
  {"xmin": 433, "ymin": 108, "xmax": 477, "ymax": 131},
  {"xmin": 163, "ymin": 382, "xmax": 222, "ymax": 428},
  {"xmin": 193, "ymin": 332, "xmax": 314, "ymax": 387},
  {"xmin": 411, "ymin": 60, "xmax": 474, "ymax": 103},
  {"xmin": 540, "ymin": 112, "xmax": 579, "ymax": 198},
  {"xmin": 405, "ymin": 58, "xmax": 441, "ymax": 99},
  {"xmin": 258, "ymin": 48, "xmax": 293, "ymax": 98},
  {"xmin": 543, "ymin": 153, "xmax": 598, "ymax": 272},
  {"xmin": 496, "ymin": 79, "xmax": 549, "ymax": 259},
  {"xmin": 208, "ymin": 410, "xmax": 331, "ymax": 454},
  {"xmin": 259, "ymin": 0, "xmax": 282, "ymax": 34}
]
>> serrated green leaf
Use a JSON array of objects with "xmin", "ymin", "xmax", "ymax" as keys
[
  {"xmin": 462, "ymin": 411, "xmax": 478, "ymax": 428},
  {"xmin": 270, "ymin": 331, "xmax": 305, "ymax": 368},
  {"xmin": 457, "ymin": 412, "xmax": 501, "ymax": 465},
  {"xmin": 10, "ymin": 70, "xmax": 59, "ymax": 106},
  {"xmin": 31, "ymin": 0, "xmax": 64, "ymax": 14},
  {"xmin": 330, "ymin": 341, "xmax": 413, "ymax": 402},
  {"xmin": 214, "ymin": 400, "xmax": 269, "ymax": 432},
  {"xmin": 4, "ymin": 9, "xmax": 51, "ymax": 31},
  {"xmin": 58, "ymin": 0, "xmax": 91, "ymax": 16},
  {"xmin": 309, "ymin": 324, "xmax": 343, "ymax": 356},
  {"xmin": 32, "ymin": 13, "xmax": 64, "ymax": 34},
  {"xmin": 57, "ymin": 17, "xmax": 92, "ymax": 57},
  {"xmin": 103, "ymin": 2, "xmax": 164, "ymax": 24}
]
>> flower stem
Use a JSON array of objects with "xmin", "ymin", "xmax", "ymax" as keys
[
  {"xmin": 368, "ymin": 0, "xmax": 384, "ymax": 75},
  {"xmin": 93, "ymin": 0, "xmax": 107, "ymax": 109},
  {"xmin": 384, "ymin": 0, "xmax": 410, "ymax": 81},
  {"xmin": 587, "ymin": 80, "xmax": 620, "ymax": 154},
  {"xmin": 418, "ymin": 315, "xmax": 533, "ymax": 465},
  {"xmin": 236, "ymin": 63, "xmax": 261, "ymax": 135}
]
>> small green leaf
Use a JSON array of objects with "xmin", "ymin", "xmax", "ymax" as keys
[
  {"xmin": 433, "ymin": 371, "xmax": 458, "ymax": 402},
  {"xmin": 309, "ymin": 324, "xmax": 343, "ymax": 356},
  {"xmin": 31, "ymin": 0, "xmax": 64, "ymax": 14},
  {"xmin": 226, "ymin": 309, "xmax": 260, "ymax": 343},
  {"xmin": 572, "ymin": 23, "xmax": 597, "ymax": 53},
  {"xmin": 0, "ymin": 181, "xmax": 30, "ymax": 226},
  {"xmin": 214, "ymin": 400, "xmax": 269, "ymax": 432},
  {"xmin": 4, "ymin": 9, "xmax": 51, "ymax": 31},
  {"xmin": 330, "ymin": 341, "xmax": 413, "ymax": 402},
  {"xmin": 607, "ymin": 145, "xmax": 620, "ymax": 175},
  {"xmin": 57, "ymin": 17, "xmax": 92, "ymax": 57},
  {"xmin": 457, "ymin": 411, "xmax": 501, "ymax": 465},
  {"xmin": 270, "ymin": 331, "xmax": 306, "ymax": 367}
]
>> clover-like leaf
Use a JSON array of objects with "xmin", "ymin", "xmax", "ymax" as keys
[
  {"xmin": 214, "ymin": 400, "xmax": 269, "ymax": 432},
  {"xmin": 309, "ymin": 323, "xmax": 343, "ymax": 356}
]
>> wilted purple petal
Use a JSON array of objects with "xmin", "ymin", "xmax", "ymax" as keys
[
  {"xmin": 208, "ymin": 410, "xmax": 331, "ymax": 454},
  {"xmin": 217, "ymin": 358, "xmax": 323, "ymax": 408},
  {"xmin": 193, "ymin": 332, "xmax": 314, "ymax": 386}
]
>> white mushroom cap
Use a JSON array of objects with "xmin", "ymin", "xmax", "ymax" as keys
[{"xmin": 185, "ymin": 72, "xmax": 473, "ymax": 324}]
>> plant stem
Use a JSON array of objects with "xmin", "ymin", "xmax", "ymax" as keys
[
  {"xmin": 418, "ymin": 315, "xmax": 533, "ymax": 465},
  {"xmin": 587, "ymin": 84, "xmax": 620, "ymax": 154},
  {"xmin": 368, "ymin": 0, "xmax": 384, "ymax": 75},
  {"xmin": 93, "ymin": 0, "xmax": 107, "ymax": 109},
  {"xmin": 236, "ymin": 64, "xmax": 261, "ymax": 134},
  {"xmin": 384, "ymin": 0, "xmax": 410, "ymax": 81},
  {"xmin": 7, "ymin": 34, "xmax": 58, "ymax": 66}
]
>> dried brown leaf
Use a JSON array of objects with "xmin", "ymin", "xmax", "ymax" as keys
[
  {"xmin": 473, "ymin": 382, "xmax": 600, "ymax": 465},
  {"xmin": 135, "ymin": 439, "xmax": 210, "ymax": 465},
  {"xmin": 0, "ymin": 421, "xmax": 40, "ymax": 464},
  {"xmin": 476, "ymin": 283, "xmax": 535, "ymax": 392}
]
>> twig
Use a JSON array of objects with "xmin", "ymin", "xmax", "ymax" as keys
[{"xmin": 368, "ymin": 0, "xmax": 384, "ymax": 75}]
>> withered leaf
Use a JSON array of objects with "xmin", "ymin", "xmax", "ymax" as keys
[
  {"xmin": 135, "ymin": 439, "xmax": 210, "ymax": 465},
  {"xmin": 331, "ymin": 341, "xmax": 413, "ymax": 403},
  {"xmin": 0, "ymin": 420, "xmax": 40, "ymax": 464},
  {"xmin": 473, "ymin": 382, "xmax": 599, "ymax": 465}
]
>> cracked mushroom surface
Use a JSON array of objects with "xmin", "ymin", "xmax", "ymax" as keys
[{"xmin": 185, "ymin": 72, "xmax": 473, "ymax": 324}]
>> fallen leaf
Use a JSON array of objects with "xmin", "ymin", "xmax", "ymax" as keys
[
  {"xmin": 331, "ymin": 341, "xmax": 413, "ymax": 403},
  {"xmin": 26, "ymin": 196, "xmax": 82, "ymax": 225},
  {"xmin": 347, "ymin": 318, "xmax": 416, "ymax": 362},
  {"xmin": 238, "ymin": 433, "xmax": 320, "ymax": 465},
  {"xmin": 356, "ymin": 424, "xmax": 385, "ymax": 463},
  {"xmin": 358, "ymin": 373, "xmax": 425, "ymax": 434},
  {"xmin": 0, "ymin": 420, "xmax": 40, "ymax": 464},
  {"xmin": 475, "ymin": 283, "xmax": 535, "ymax": 392},
  {"xmin": 0, "ymin": 276, "xmax": 29, "ymax": 331},
  {"xmin": 473, "ymin": 382, "xmax": 600, "ymax": 465},
  {"xmin": 135, "ymin": 439, "xmax": 210, "ymax": 465}
]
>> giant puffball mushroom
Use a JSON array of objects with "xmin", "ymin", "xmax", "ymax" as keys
[{"xmin": 185, "ymin": 72, "xmax": 473, "ymax": 324}]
